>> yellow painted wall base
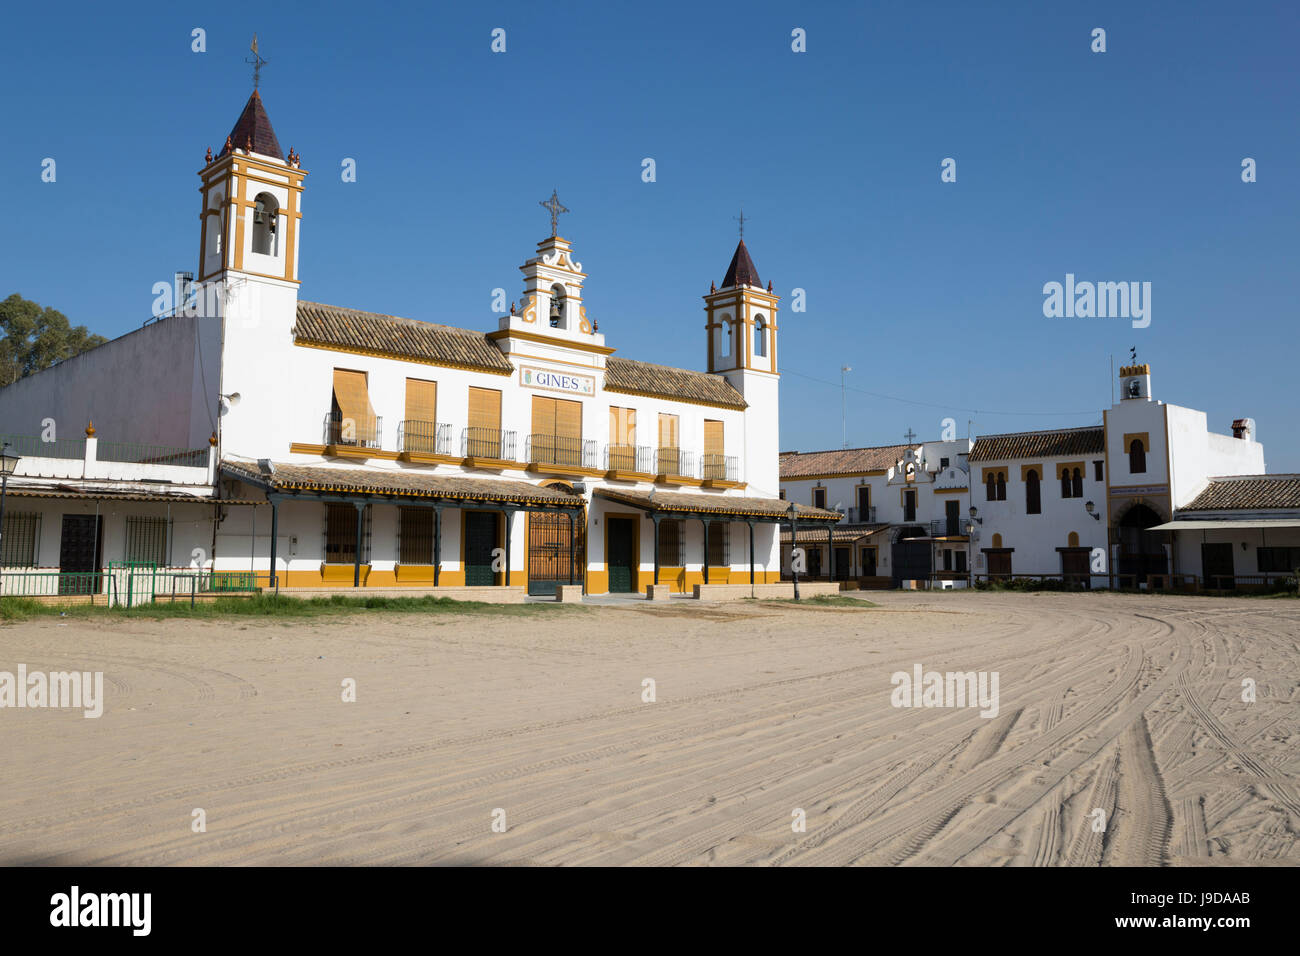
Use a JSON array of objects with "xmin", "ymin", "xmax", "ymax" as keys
[{"xmin": 584, "ymin": 567, "xmax": 782, "ymax": 595}]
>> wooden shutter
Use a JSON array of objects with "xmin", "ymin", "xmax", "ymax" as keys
[
  {"xmin": 532, "ymin": 395, "xmax": 556, "ymax": 435},
  {"xmin": 704, "ymin": 420, "xmax": 724, "ymax": 457},
  {"xmin": 404, "ymin": 378, "xmax": 437, "ymax": 423},
  {"xmin": 658, "ymin": 413, "xmax": 679, "ymax": 448},
  {"xmin": 332, "ymin": 369, "xmax": 375, "ymax": 442},
  {"xmin": 468, "ymin": 387, "xmax": 501, "ymax": 431},
  {"xmin": 555, "ymin": 399, "xmax": 581, "ymax": 440}
]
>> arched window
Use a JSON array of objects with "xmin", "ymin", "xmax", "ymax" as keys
[
  {"xmin": 1025, "ymin": 469, "xmax": 1041, "ymax": 514},
  {"xmin": 549, "ymin": 284, "xmax": 566, "ymax": 328},
  {"xmin": 720, "ymin": 319, "xmax": 731, "ymax": 357},
  {"xmin": 1129, "ymin": 439, "xmax": 1146, "ymax": 474},
  {"xmin": 996, "ymin": 472, "xmax": 1007, "ymax": 501},
  {"xmin": 1060, "ymin": 468, "xmax": 1072, "ymax": 498},
  {"xmin": 991, "ymin": 533, "xmax": 1003, "ymax": 549},
  {"xmin": 1068, "ymin": 531, "xmax": 1079, "ymax": 548},
  {"xmin": 986, "ymin": 473, "xmax": 996, "ymax": 501},
  {"xmin": 1072, "ymin": 467, "xmax": 1083, "ymax": 498},
  {"xmin": 251, "ymin": 192, "xmax": 279, "ymax": 256},
  {"xmin": 754, "ymin": 315, "xmax": 767, "ymax": 358}
]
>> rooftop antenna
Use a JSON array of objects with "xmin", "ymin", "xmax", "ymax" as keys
[
  {"xmin": 245, "ymin": 34, "xmax": 268, "ymax": 90},
  {"xmin": 540, "ymin": 189, "xmax": 568, "ymax": 237},
  {"xmin": 840, "ymin": 366, "xmax": 852, "ymax": 448}
]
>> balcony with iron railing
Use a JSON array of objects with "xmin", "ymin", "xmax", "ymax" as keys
[
  {"xmin": 604, "ymin": 443, "xmax": 656, "ymax": 475},
  {"xmin": 841, "ymin": 506, "xmax": 877, "ymax": 524},
  {"xmin": 323, "ymin": 413, "xmax": 384, "ymax": 449},
  {"xmin": 930, "ymin": 517, "xmax": 974, "ymax": 537},
  {"xmin": 655, "ymin": 446, "xmax": 695, "ymax": 480},
  {"xmin": 398, "ymin": 420, "xmax": 454, "ymax": 456},
  {"xmin": 526, "ymin": 434, "xmax": 598, "ymax": 470},
  {"xmin": 461, "ymin": 426, "xmax": 518, "ymax": 461},
  {"xmin": 700, "ymin": 454, "xmax": 739, "ymax": 482}
]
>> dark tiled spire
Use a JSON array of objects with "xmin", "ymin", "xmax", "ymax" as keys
[
  {"xmin": 218, "ymin": 90, "xmax": 284, "ymax": 160},
  {"xmin": 721, "ymin": 239, "xmax": 761, "ymax": 289}
]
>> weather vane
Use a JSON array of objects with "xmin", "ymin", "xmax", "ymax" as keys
[
  {"xmin": 734, "ymin": 208, "xmax": 748, "ymax": 240},
  {"xmin": 245, "ymin": 34, "xmax": 268, "ymax": 90},
  {"xmin": 540, "ymin": 189, "xmax": 568, "ymax": 237},
  {"xmin": 1130, "ymin": 345, "xmax": 1137, "ymax": 364}
]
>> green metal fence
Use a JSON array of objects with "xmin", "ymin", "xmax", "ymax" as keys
[
  {"xmin": 0, "ymin": 434, "xmax": 86, "ymax": 460},
  {"xmin": 0, "ymin": 567, "xmax": 257, "ymax": 603}
]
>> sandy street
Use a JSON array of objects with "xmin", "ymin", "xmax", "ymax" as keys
[{"xmin": 0, "ymin": 592, "xmax": 1296, "ymax": 866}]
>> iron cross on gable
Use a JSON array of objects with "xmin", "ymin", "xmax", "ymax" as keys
[
  {"xmin": 904, "ymin": 428, "xmax": 917, "ymax": 443},
  {"xmin": 540, "ymin": 190, "xmax": 569, "ymax": 237}
]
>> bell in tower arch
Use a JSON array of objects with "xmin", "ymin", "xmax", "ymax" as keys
[{"xmin": 549, "ymin": 283, "xmax": 566, "ymax": 328}]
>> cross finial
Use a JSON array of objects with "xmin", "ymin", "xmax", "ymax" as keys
[
  {"xmin": 540, "ymin": 189, "xmax": 568, "ymax": 237},
  {"xmin": 734, "ymin": 207, "xmax": 748, "ymax": 240},
  {"xmin": 904, "ymin": 428, "xmax": 917, "ymax": 443},
  {"xmin": 245, "ymin": 34, "xmax": 268, "ymax": 90}
]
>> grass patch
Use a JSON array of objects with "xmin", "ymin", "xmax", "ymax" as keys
[
  {"xmin": 758, "ymin": 594, "xmax": 878, "ymax": 608},
  {"xmin": 0, "ymin": 593, "xmax": 583, "ymax": 623}
]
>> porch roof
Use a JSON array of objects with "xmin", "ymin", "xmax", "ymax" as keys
[
  {"xmin": 594, "ymin": 487, "xmax": 841, "ymax": 522},
  {"xmin": 221, "ymin": 461, "xmax": 584, "ymax": 509},
  {"xmin": 780, "ymin": 524, "xmax": 891, "ymax": 545}
]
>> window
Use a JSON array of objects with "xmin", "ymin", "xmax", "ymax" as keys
[
  {"xmin": 398, "ymin": 508, "xmax": 434, "ymax": 565},
  {"xmin": 608, "ymin": 406, "xmax": 637, "ymax": 470},
  {"xmin": 658, "ymin": 519, "xmax": 684, "ymax": 566},
  {"xmin": 996, "ymin": 472, "xmax": 1006, "ymax": 501},
  {"xmin": 1061, "ymin": 466, "xmax": 1084, "ymax": 499},
  {"xmin": 720, "ymin": 319, "xmax": 731, "ymax": 358},
  {"xmin": 403, "ymin": 378, "xmax": 439, "ymax": 453},
  {"xmin": 955, "ymin": 550, "xmax": 967, "ymax": 573},
  {"xmin": 940, "ymin": 457, "xmax": 950, "ymax": 469},
  {"xmin": 904, "ymin": 489, "xmax": 917, "ymax": 522},
  {"xmin": 1129, "ymin": 439, "xmax": 1146, "ymax": 474},
  {"xmin": 251, "ymin": 192, "xmax": 279, "ymax": 255},
  {"xmin": 706, "ymin": 521, "xmax": 729, "ymax": 567},
  {"xmin": 332, "ymin": 368, "xmax": 378, "ymax": 446},
  {"xmin": 1094, "ymin": 460, "xmax": 1104, "ymax": 481},
  {"xmin": 1, "ymin": 512, "xmax": 40, "ymax": 567},
  {"xmin": 779, "ymin": 489, "xmax": 786, "ymax": 500},
  {"xmin": 857, "ymin": 485, "xmax": 871, "ymax": 519},
  {"xmin": 702, "ymin": 420, "xmax": 726, "ymax": 479},
  {"xmin": 1072, "ymin": 468, "xmax": 1083, "ymax": 498},
  {"xmin": 657, "ymin": 413, "xmax": 680, "ymax": 474},
  {"xmin": 1258, "ymin": 547, "xmax": 1300, "ymax": 573},
  {"xmin": 986, "ymin": 473, "xmax": 997, "ymax": 501},
  {"xmin": 467, "ymin": 387, "xmax": 503, "ymax": 458},
  {"xmin": 124, "ymin": 516, "xmax": 169, "ymax": 566},
  {"xmin": 531, "ymin": 395, "xmax": 583, "ymax": 466},
  {"xmin": 943, "ymin": 549, "xmax": 953, "ymax": 571},
  {"xmin": 813, "ymin": 487, "xmax": 827, "ymax": 509},
  {"xmin": 325, "ymin": 504, "xmax": 370, "ymax": 565},
  {"xmin": 754, "ymin": 315, "xmax": 767, "ymax": 358},
  {"xmin": 1025, "ymin": 469, "xmax": 1041, "ymax": 514}
]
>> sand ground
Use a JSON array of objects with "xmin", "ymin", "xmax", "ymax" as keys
[{"xmin": 0, "ymin": 591, "xmax": 1296, "ymax": 866}]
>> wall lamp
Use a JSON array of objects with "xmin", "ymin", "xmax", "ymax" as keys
[
  {"xmin": 1085, "ymin": 500, "xmax": 1101, "ymax": 521},
  {"xmin": 967, "ymin": 506, "xmax": 982, "ymax": 525}
]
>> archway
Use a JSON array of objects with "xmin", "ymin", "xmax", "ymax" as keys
[
  {"xmin": 527, "ymin": 481, "xmax": 585, "ymax": 596},
  {"xmin": 1116, "ymin": 503, "xmax": 1167, "ymax": 581}
]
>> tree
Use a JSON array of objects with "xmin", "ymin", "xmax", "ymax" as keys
[{"xmin": 0, "ymin": 294, "xmax": 108, "ymax": 387}]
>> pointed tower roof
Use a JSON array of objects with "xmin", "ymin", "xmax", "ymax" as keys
[
  {"xmin": 721, "ymin": 240, "xmax": 762, "ymax": 289},
  {"xmin": 218, "ymin": 90, "xmax": 284, "ymax": 160}
]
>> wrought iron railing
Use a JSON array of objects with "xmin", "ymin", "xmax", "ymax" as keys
[
  {"xmin": 527, "ymin": 434, "xmax": 597, "ymax": 469},
  {"xmin": 323, "ymin": 414, "xmax": 383, "ymax": 449},
  {"xmin": 604, "ymin": 444, "xmax": 656, "ymax": 473},
  {"xmin": 656, "ymin": 446, "xmax": 694, "ymax": 478},
  {"xmin": 700, "ymin": 454, "xmax": 738, "ymax": 481},
  {"xmin": 930, "ymin": 518, "xmax": 973, "ymax": 536},
  {"xmin": 461, "ymin": 427, "xmax": 517, "ymax": 460},
  {"xmin": 97, "ymin": 441, "xmax": 208, "ymax": 467},
  {"xmin": 843, "ymin": 506, "xmax": 877, "ymax": 524},
  {"xmin": 0, "ymin": 434, "xmax": 87, "ymax": 460},
  {"xmin": 398, "ymin": 420, "xmax": 453, "ymax": 456}
]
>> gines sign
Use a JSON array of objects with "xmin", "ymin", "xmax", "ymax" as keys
[{"xmin": 521, "ymin": 365, "xmax": 595, "ymax": 396}]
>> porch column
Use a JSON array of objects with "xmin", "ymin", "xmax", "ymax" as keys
[
  {"xmin": 652, "ymin": 514, "xmax": 661, "ymax": 586},
  {"xmin": 566, "ymin": 510, "xmax": 576, "ymax": 586},
  {"xmin": 827, "ymin": 526, "xmax": 835, "ymax": 582},
  {"xmin": 269, "ymin": 496, "xmax": 280, "ymax": 589},
  {"xmin": 748, "ymin": 520, "xmax": 755, "ymax": 585},
  {"xmin": 433, "ymin": 506, "xmax": 442, "ymax": 587},
  {"xmin": 791, "ymin": 515, "xmax": 800, "ymax": 601},
  {"xmin": 353, "ymin": 501, "xmax": 365, "ymax": 587},
  {"xmin": 701, "ymin": 518, "xmax": 710, "ymax": 585}
]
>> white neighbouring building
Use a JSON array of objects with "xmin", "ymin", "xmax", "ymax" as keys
[{"xmin": 0, "ymin": 89, "xmax": 839, "ymax": 599}]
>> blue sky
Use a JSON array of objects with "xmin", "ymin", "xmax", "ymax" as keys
[{"xmin": 2, "ymin": 1, "xmax": 1297, "ymax": 468}]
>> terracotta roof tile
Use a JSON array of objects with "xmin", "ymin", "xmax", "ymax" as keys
[
  {"xmin": 294, "ymin": 301, "xmax": 514, "ymax": 374},
  {"xmin": 969, "ymin": 427, "xmax": 1104, "ymax": 462},
  {"xmin": 721, "ymin": 240, "xmax": 762, "ymax": 289},
  {"xmin": 604, "ymin": 357, "xmax": 746, "ymax": 409},
  {"xmin": 595, "ymin": 488, "xmax": 840, "ymax": 521},
  {"xmin": 219, "ymin": 90, "xmax": 283, "ymax": 160},
  {"xmin": 1183, "ymin": 474, "xmax": 1300, "ymax": 511},
  {"xmin": 779, "ymin": 444, "xmax": 911, "ymax": 478}
]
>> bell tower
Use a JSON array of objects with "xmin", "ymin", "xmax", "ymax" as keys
[{"xmin": 704, "ymin": 238, "xmax": 781, "ymax": 495}]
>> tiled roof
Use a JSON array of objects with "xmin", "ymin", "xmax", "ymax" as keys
[
  {"xmin": 595, "ymin": 488, "xmax": 841, "ymax": 521},
  {"xmin": 604, "ymin": 357, "xmax": 747, "ymax": 409},
  {"xmin": 780, "ymin": 524, "xmax": 891, "ymax": 544},
  {"xmin": 219, "ymin": 90, "xmax": 283, "ymax": 160},
  {"xmin": 721, "ymin": 240, "xmax": 762, "ymax": 289},
  {"xmin": 969, "ymin": 427, "xmax": 1104, "ymax": 462},
  {"xmin": 294, "ymin": 301, "xmax": 514, "ymax": 374},
  {"xmin": 779, "ymin": 444, "xmax": 911, "ymax": 478},
  {"xmin": 222, "ymin": 461, "xmax": 581, "ymax": 506},
  {"xmin": 1183, "ymin": 474, "xmax": 1300, "ymax": 511}
]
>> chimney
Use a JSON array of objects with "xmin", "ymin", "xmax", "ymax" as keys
[{"xmin": 1231, "ymin": 418, "xmax": 1255, "ymax": 441}]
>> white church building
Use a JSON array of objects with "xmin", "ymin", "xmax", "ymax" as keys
[{"xmin": 0, "ymin": 88, "xmax": 840, "ymax": 600}]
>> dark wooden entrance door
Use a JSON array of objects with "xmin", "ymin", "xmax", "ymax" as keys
[
  {"xmin": 834, "ymin": 547, "xmax": 850, "ymax": 580},
  {"xmin": 606, "ymin": 517, "xmax": 635, "ymax": 593},
  {"xmin": 1201, "ymin": 542, "xmax": 1234, "ymax": 589},
  {"xmin": 945, "ymin": 500, "xmax": 961, "ymax": 536},
  {"xmin": 892, "ymin": 531, "xmax": 931, "ymax": 585},
  {"xmin": 1060, "ymin": 549, "xmax": 1090, "ymax": 588},
  {"xmin": 860, "ymin": 547, "xmax": 877, "ymax": 576},
  {"xmin": 986, "ymin": 551, "xmax": 1012, "ymax": 579},
  {"xmin": 528, "ymin": 511, "xmax": 579, "ymax": 596},
  {"xmin": 464, "ymin": 511, "xmax": 499, "ymax": 586},
  {"xmin": 58, "ymin": 515, "xmax": 103, "ymax": 595}
]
